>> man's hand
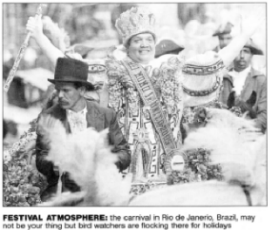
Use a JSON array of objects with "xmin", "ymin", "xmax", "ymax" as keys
[{"xmin": 115, "ymin": 151, "xmax": 131, "ymax": 172}]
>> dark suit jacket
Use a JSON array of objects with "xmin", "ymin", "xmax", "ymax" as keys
[
  {"xmin": 35, "ymin": 100, "xmax": 130, "ymax": 200},
  {"xmin": 220, "ymin": 68, "xmax": 267, "ymax": 132}
]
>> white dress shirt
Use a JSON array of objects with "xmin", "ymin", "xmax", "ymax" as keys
[
  {"xmin": 229, "ymin": 66, "xmax": 251, "ymax": 96},
  {"xmin": 67, "ymin": 106, "xmax": 87, "ymax": 134}
]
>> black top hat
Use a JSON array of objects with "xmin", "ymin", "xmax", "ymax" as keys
[
  {"xmin": 244, "ymin": 38, "xmax": 263, "ymax": 55},
  {"xmin": 213, "ymin": 22, "xmax": 233, "ymax": 37},
  {"xmin": 155, "ymin": 39, "xmax": 184, "ymax": 58},
  {"xmin": 48, "ymin": 58, "xmax": 94, "ymax": 90}
]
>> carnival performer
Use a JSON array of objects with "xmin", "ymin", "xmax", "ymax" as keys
[
  {"xmin": 36, "ymin": 57, "xmax": 130, "ymax": 201},
  {"xmin": 26, "ymin": 6, "xmax": 263, "ymax": 194}
]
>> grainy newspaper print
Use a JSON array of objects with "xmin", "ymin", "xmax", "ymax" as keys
[{"xmin": 2, "ymin": 1, "xmax": 267, "ymax": 230}]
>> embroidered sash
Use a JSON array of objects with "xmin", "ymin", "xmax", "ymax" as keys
[{"xmin": 122, "ymin": 60, "xmax": 184, "ymax": 176}]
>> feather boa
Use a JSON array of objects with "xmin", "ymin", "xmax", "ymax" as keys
[{"xmin": 37, "ymin": 115, "xmax": 131, "ymax": 206}]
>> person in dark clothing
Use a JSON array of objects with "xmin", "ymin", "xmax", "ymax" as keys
[
  {"xmin": 35, "ymin": 58, "xmax": 130, "ymax": 201},
  {"xmin": 220, "ymin": 39, "xmax": 266, "ymax": 133}
]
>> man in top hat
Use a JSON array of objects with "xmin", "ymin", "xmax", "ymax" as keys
[
  {"xmin": 213, "ymin": 21, "xmax": 234, "ymax": 52},
  {"xmin": 35, "ymin": 57, "xmax": 130, "ymax": 201},
  {"xmin": 220, "ymin": 38, "xmax": 266, "ymax": 132}
]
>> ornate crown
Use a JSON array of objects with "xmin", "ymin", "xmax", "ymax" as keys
[{"xmin": 115, "ymin": 7, "xmax": 156, "ymax": 46}]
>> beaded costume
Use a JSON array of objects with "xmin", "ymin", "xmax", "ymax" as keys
[{"xmin": 106, "ymin": 55, "xmax": 184, "ymax": 193}]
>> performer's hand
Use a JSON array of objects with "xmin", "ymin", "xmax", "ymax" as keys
[{"xmin": 26, "ymin": 14, "xmax": 43, "ymax": 39}]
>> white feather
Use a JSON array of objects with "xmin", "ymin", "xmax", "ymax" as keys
[
  {"xmin": 94, "ymin": 146, "xmax": 132, "ymax": 206},
  {"xmin": 182, "ymin": 108, "xmax": 264, "ymax": 186},
  {"xmin": 38, "ymin": 116, "xmax": 132, "ymax": 206}
]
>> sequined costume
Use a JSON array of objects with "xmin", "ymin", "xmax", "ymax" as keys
[{"xmin": 106, "ymin": 55, "xmax": 184, "ymax": 192}]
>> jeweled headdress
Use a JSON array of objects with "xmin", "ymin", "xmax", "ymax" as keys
[{"xmin": 115, "ymin": 7, "xmax": 156, "ymax": 46}]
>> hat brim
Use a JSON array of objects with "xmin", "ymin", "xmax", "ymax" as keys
[
  {"xmin": 212, "ymin": 31, "xmax": 231, "ymax": 37},
  {"xmin": 48, "ymin": 79, "xmax": 95, "ymax": 90},
  {"xmin": 245, "ymin": 46, "xmax": 264, "ymax": 55},
  {"xmin": 155, "ymin": 47, "xmax": 184, "ymax": 58}
]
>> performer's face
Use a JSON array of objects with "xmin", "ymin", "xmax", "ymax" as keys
[
  {"xmin": 233, "ymin": 47, "xmax": 252, "ymax": 72},
  {"xmin": 55, "ymin": 82, "xmax": 84, "ymax": 111},
  {"xmin": 218, "ymin": 33, "xmax": 232, "ymax": 49},
  {"xmin": 127, "ymin": 33, "xmax": 155, "ymax": 64}
]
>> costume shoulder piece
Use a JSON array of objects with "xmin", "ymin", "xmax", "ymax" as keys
[
  {"xmin": 105, "ymin": 59, "xmax": 127, "ymax": 112},
  {"xmin": 105, "ymin": 59, "xmax": 127, "ymax": 81},
  {"xmin": 151, "ymin": 55, "xmax": 184, "ymax": 115}
]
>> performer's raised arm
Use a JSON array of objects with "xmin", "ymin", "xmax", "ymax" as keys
[
  {"xmin": 218, "ymin": 6, "xmax": 264, "ymax": 67},
  {"xmin": 26, "ymin": 15, "xmax": 65, "ymax": 67}
]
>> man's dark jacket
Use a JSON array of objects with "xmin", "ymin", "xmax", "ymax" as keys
[
  {"xmin": 219, "ymin": 67, "xmax": 267, "ymax": 133},
  {"xmin": 35, "ymin": 100, "xmax": 131, "ymax": 200}
]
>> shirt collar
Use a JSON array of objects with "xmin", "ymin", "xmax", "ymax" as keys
[{"xmin": 67, "ymin": 105, "xmax": 87, "ymax": 116}]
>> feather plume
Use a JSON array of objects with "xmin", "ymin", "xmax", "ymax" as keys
[
  {"xmin": 38, "ymin": 116, "xmax": 131, "ymax": 206},
  {"xmin": 94, "ymin": 145, "xmax": 132, "ymax": 206},
  {"xmin": 37, "ymin": 115, "xmax": 68, "ymax": 154},
  {"xmin": 182, "ymin": 108, "xmax": 264, "ymax": 186}
]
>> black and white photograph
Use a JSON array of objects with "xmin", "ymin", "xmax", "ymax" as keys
[{"xmin": 2, "ymin": 1, "xmax": 267, "ymax": 229}]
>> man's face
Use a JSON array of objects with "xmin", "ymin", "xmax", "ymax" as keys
[
  {"xmin": 55, "ymin": 82, "xmax": 83, "ymax": 111},
  {"xmin": 127, "ymin": 33, "xmax": 155, "ymax": 64},
  {"xmin": 218, "ymin": 33, "xmax": 232, "ymax": 49},
  {"xmin": 233, "ymin": 47, "xmax": 253, "ymax": 72}
]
